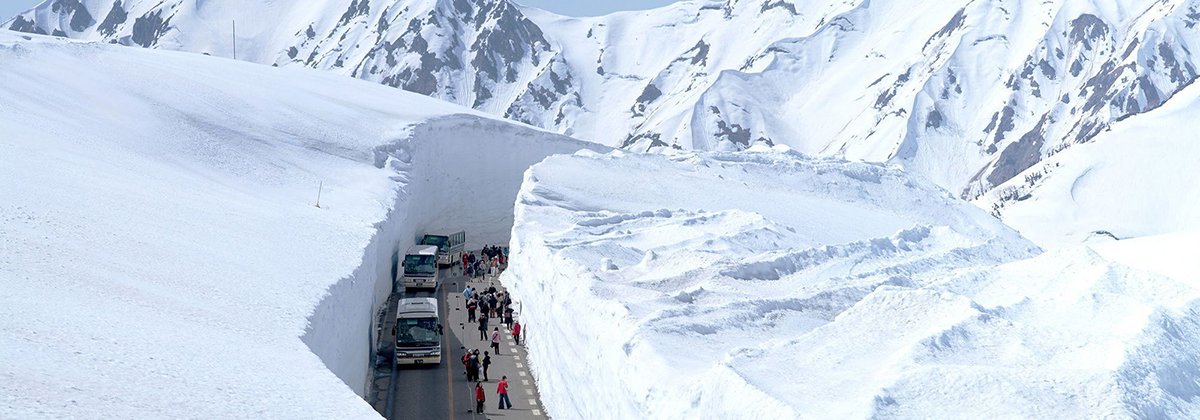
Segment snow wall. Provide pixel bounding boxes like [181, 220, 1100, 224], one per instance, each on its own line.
[301, 115, 608, 395]
[503, 148, 1040, 418]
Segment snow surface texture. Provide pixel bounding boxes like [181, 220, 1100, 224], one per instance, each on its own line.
[10, 0, 1200, 197]
[0, 32, 602, 417]
[505, 147, 1200, 419]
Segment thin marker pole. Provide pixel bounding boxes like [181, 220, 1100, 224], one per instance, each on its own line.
[315, 181, 323, 208]
[232, 20, 237, 60]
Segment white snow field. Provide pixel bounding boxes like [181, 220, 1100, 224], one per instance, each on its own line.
[504, 146, 1200, 419]
[0, 31, 601, 418]
[979, 80, 1200, 248]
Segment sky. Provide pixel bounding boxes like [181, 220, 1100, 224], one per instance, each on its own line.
[1, 0, 40, 22]
[0, 1, 684, 22]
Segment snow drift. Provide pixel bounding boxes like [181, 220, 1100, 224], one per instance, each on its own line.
[0, 31, 600, 418]
[504, 146, 1200, 419]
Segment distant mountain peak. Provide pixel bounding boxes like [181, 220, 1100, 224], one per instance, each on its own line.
[9, 0, 1200, 198]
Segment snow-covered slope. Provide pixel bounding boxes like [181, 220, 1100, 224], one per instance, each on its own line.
[978, 79, 1200, 247]
[0, 31, 601, 417]
[504, 146, 1200, 419]
[10, 0, 1200, 197]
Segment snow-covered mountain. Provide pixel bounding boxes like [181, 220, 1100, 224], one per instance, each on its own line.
[10, 0, 1200, 197]
[976, 78, 1200, 247]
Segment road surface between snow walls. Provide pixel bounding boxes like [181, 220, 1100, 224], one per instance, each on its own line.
[0, 31, 604, 418]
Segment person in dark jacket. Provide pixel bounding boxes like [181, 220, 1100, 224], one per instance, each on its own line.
[467, 298, 477, 322]
[475, 382, 486, 414]
[482, 351, 492, 381]
[478, 316, 488, 341]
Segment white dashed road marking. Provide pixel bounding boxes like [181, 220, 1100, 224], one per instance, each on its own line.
[518, 371, 527, 377]
[516, 362, 524, 368]
[522, 380, 530, 385]
[533, 409, 543, 416]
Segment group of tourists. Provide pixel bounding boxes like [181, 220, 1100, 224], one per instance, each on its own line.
[462, 245, 507, 279]
[460, 349, 492, 382]
[464, 285, 519, 341]
[461, 275, 523, 414]
[463, 285, 520, 355]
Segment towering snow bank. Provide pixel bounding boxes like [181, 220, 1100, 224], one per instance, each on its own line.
[0, 31, 598, 417]
[979, 80, 1200, 247]
[504, 146, 1040, 418]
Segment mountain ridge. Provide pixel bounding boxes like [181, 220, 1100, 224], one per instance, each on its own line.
[8, 0, 1200, 197]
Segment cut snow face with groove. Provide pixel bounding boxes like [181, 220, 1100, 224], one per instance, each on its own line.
[0, 32, 602, 418]
[503, 146, 1041, 419]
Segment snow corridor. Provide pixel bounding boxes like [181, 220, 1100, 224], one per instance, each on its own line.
[299, 115, 607, 395]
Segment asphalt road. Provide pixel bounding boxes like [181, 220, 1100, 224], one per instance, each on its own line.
[389, 274, 472, 420]
[385, 266, 546, 420]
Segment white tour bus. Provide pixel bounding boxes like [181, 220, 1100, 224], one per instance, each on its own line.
[419, 230, 466, 267]
[394, 297, 441, 365]
[399, 245, 439, 290]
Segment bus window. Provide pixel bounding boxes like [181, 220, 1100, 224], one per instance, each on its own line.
[403, 254, 437, 276]
[420, 235, 449, 248]
[396, 317, 439, 348]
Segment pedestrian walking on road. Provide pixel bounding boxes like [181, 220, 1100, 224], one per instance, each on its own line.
[488, 294, 498, 318]
[478, 316, 488, 341]
[497, 376, 512, 409]
[482, 351, 492, 381]
[463, 286, 473, 301]
[504, 307, 514, 329]
[491, 327, 501, 355]
[467, 298, 477, 322]
[512, 321, 522, 345]
[474, 382, 486, 414]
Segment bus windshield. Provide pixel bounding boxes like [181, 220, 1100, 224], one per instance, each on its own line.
[420, 235, 449, 249]
[396, 317, 439, 348]
[403, 254, 437, 276]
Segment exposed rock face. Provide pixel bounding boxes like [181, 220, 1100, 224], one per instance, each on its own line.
[9, 0, 1200, 197]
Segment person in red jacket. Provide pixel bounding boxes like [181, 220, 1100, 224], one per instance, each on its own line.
[497, 376, 512, 409]
[511, 321, 522, 345]
[474, 382, 486, 414]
